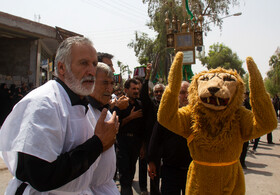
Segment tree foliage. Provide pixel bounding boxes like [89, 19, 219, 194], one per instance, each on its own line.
[117, 60, 132, 79]
[144, 0, 240, 33]
[243, 73, 249, 91]
[127, 32, 155, 65]
[264, 77, 279, 96]
[128, 0, 241, 81]
[200, 42, 245, 77]
[264, 52, 280, 96]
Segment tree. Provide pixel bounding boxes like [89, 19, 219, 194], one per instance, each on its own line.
[264, 52, 280, 96]
[128, 31, 173, 83]
[127, 31, 155, 65]
[117, 60, 132, 79]
[200, 42, 245, 77]
[269, 53, 280, 85]
[144, 0, 240, 34]
[243, 73, 249, 91]
[129, 0, 241, 82]
[264, 77, 279, 96]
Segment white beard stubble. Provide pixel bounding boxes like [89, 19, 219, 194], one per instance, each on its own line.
[64, 69, 95, 96]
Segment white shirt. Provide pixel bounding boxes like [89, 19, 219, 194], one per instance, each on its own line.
[0, 80, 119, 195]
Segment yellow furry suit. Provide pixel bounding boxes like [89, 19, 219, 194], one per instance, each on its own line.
[158, 52, 277, 195]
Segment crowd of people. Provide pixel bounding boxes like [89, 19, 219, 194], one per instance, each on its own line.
[0, 82, 34, 126]
[0, 36, 278, 195]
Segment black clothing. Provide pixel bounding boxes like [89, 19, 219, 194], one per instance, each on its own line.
[148, 122, 192, 195]
[16, 136, 103, 191]
[149, 160, 161, 195]
[116, 99, 144, 138]
[267, 132, 273, 143]
[273, 96, 279, 117]
[148, 122, 192, 169]
[87, 96, 110, 112]
[243, 96, 251, 110]
[0, 86, 10, 125]
[139, 157, 161, 194]
[161, 165, 188, 195]
[253, 133, 273, 152]
[240, 96, 251, 168]
[140, 79, 158, 143]
[139, 79, 161, 194]
[15, 79, 103, 191]
[253, 137, 260, 150]
[139, 157, 148, 192]
[240, 141, 249, 168]
[115, 98, 144, 194]
[117, 135, 142, 195]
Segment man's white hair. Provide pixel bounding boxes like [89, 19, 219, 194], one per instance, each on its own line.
[96, 62, 114, 79]
[153, 83, 165, 92]
[54, 36, 93, 76]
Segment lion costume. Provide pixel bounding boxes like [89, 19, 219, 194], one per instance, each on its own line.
[158, 52, 277, 195]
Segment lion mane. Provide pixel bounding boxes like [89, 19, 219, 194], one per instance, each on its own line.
[188, 68, 245, 152]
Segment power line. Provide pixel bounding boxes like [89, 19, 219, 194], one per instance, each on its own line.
[103, 0, 146, 18]
[85, 29, 156, 43]
[90, 34, 136, 40]
[80, 0, 146, 24]
[81, 26, 151, 34]
[110, 0, 147, 17]
[78, 0, 155, 42]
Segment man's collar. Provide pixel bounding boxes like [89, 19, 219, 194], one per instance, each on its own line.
[87, 96, 110, 112]
[55, 78, 89, 113]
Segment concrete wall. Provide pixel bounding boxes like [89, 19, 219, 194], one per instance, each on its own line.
[0, 38, 34, 86]
[29, 40, 38, 86]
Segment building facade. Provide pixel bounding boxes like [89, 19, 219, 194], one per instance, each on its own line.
[0, 11, 82, 87]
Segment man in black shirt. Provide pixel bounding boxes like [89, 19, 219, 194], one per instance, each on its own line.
[139, 64, 164, 195]
[240, 91, 251, 169]
[115, 78, 144, 195]
[148, 81, 192, 195]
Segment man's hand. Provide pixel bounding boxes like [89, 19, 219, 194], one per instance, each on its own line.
[94, 109, 119, 152]
[130, 106, 143, 119]
[145, 63, 152, 80]
[148, 162, 157, 180]
[115, 95, 129, 110]
[120, 106, 143, 127]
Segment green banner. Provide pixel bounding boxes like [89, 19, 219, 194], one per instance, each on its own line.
[183, 65, 194, 81]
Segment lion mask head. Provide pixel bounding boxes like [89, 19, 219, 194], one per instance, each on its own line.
[188, 68, 245, 113]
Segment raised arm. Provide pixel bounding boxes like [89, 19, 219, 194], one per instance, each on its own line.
[140, 63, 152, 105]
[240, 57, 277, 140]
[157, 52, 191, 139]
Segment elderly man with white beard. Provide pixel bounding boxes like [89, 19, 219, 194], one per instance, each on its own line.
[0, 36, 119, 195]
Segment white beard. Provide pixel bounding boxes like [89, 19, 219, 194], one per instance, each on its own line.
[64, 69, 95, 96]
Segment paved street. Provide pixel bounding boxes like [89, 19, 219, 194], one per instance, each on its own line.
[1, 123, 280, 194]
[243, 125, 280, 195]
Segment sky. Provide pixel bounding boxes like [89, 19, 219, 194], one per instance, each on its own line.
[1, 0, 280, 79]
